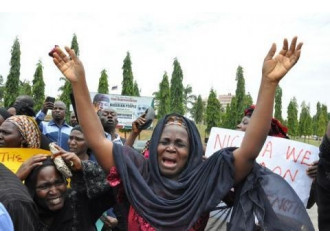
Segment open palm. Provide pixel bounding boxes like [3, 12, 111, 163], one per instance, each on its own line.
[53, 46, 85, 84]
[262, 37, 303, 84]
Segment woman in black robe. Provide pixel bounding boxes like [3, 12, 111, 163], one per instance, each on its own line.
[51, 36, 313, 230]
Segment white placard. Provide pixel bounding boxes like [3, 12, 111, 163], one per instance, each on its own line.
[206, 127, 318, 207]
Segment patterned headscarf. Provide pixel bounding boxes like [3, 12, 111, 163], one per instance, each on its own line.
[6, 115, 41, 148]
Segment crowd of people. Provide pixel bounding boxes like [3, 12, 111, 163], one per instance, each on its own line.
[0, 36, 329, 231]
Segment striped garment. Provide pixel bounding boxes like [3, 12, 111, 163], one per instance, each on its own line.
[39, 120, 72, 151]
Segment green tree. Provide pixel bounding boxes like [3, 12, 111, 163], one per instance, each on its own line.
[19, 79, 32, 96]
[287, 97, 299, 137]
[4, 37, 21, 107]
[133, 81, 140, 96]
[71, 33, 80, 57]
[221, 104, 232, 129]
[226, 96, 238, 129]
[154, 72, 171, 118]
[59, 34, 80, 119]
[243, 92, 253, 109]
[205, 88, 221, 134]
[234, 66, 246, 125]
[313, 102, 322, 136]
[121, 52, 134, 96]
[298, 102, 312, 141]
[183, 84, 197, 115]
[32, 61, 45, 111]
[170, 58, 184, 115]
[97, 69, 109, 94]
[191, 95, 204, 124]
[317, 104, 328, 137]
[274, 85, 283, 122]
[0, 75, 5, 103]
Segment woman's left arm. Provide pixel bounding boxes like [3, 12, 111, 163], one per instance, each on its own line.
[233, 37, 303, 183]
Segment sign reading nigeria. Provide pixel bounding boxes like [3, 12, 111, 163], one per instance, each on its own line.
[90, 92, 154, 129]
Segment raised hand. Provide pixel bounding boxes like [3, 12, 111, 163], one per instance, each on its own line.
[52, 46, 86, 84]
[262, 36, 303, 84]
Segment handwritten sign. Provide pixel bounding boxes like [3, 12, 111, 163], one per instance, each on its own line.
[205, 127, 318, 207]
[0, 148, 51, 173]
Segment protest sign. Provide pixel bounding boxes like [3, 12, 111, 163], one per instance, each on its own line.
[90, 92, 154, 129]
[205, 127, 318, 207]
[0, 148, 51, 173]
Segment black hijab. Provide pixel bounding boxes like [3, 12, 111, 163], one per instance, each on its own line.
[112, 113, 314, 231]
[112, 113, 235, 230]
[24, 158, 73, 230]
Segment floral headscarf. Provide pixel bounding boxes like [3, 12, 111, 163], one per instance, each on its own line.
[6, 115, 41, 148]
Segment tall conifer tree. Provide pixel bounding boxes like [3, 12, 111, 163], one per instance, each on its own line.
[275, 85, 283, 122]
[234, 66, 246, 125]
[4, 37, 21, 107]
[133, 81, 140, 96]
[32, 61, 45, 111]
[155, 72, 171, 118]
[121, 52, 134, 96]
[0, 75, 5, 103]
[205, 88, 221, 134]
[299, 102, 312, 138]
[97, 69, 109, 94]
[170, 58, 184, 115]
[191, 95, 204, 124]
[287, 97, 299, 137]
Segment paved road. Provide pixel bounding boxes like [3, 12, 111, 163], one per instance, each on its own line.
[307, 205, 318, 230]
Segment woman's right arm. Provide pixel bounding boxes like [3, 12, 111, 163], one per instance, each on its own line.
[52, 47, 114, 172]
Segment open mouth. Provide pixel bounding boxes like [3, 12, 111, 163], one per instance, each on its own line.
[162, 158, 177, 168]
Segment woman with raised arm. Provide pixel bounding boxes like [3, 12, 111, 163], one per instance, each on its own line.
[52, 37, 313, 230]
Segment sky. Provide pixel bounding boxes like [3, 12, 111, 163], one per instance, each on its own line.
[1, 0, 330, 119]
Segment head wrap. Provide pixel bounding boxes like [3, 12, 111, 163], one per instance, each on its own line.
[25, 158, 59, 199]
[6, 115, 41, 148]
[24, 157, 69, 221]
[112, 113, 235, 230]
[243, 105, 289, 139]
[244, 105, 256, 117]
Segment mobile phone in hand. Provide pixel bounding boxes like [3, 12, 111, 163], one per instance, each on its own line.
[45, 96, 55, 103]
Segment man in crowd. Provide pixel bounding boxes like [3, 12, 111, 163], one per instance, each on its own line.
[36, 100, 72, 151]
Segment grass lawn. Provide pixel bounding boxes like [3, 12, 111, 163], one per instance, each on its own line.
[292, 137, 321, 147]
